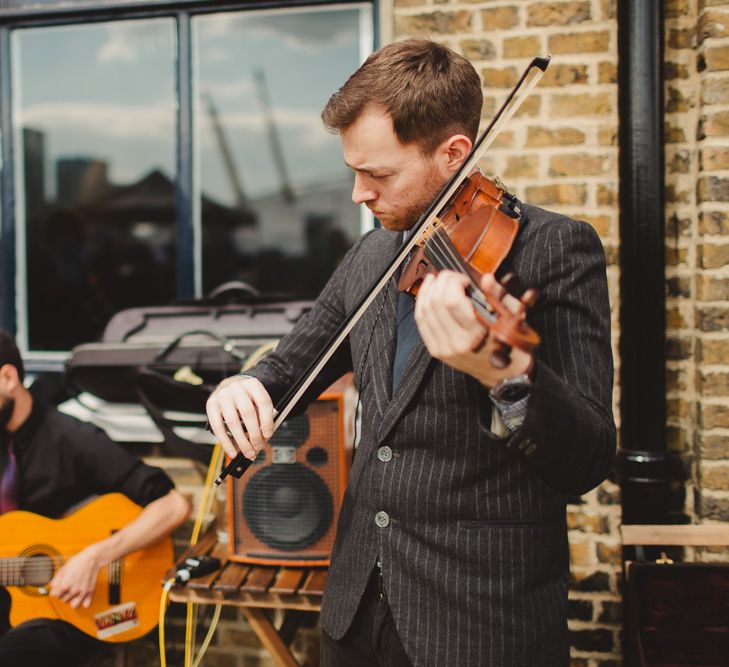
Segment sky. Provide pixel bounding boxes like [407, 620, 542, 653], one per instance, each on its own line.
[14, 5, 367, 203]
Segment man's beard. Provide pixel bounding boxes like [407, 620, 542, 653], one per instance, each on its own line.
[391, 168, 447, 232]
[0, 397, 15, 430]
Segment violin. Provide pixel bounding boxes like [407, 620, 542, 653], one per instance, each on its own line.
[215, 55, 551, 486]
[397, 168, 540, 366]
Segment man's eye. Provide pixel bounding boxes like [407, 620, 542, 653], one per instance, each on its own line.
[371, 173, 390, 181]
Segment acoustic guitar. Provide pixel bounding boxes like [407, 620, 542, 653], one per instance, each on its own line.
[0, 493, 173, 642]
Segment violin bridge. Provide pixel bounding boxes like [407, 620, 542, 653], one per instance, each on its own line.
[420, 216, 443, 244]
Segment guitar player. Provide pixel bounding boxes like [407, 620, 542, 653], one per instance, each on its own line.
[0, 331, 190, 666]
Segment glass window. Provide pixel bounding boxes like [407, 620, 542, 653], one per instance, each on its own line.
[194, 6, 369, 297]
[13, 18, 176, 351]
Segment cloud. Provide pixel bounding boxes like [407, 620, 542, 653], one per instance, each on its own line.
[198, 8, 357, 53]
[22, 101, 174, 140]
[202, 79, 254, 101]
[98, 20, 172, 64]
[22, 99, 331, 150]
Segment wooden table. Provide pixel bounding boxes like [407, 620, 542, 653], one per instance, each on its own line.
[165, 528, 327, 667]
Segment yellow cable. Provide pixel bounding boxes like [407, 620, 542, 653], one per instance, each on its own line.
[179, 341, 277, 667]
[159, 578, 175, 667]
[185, 443, 224, 667]
[192, 604, 222, 667]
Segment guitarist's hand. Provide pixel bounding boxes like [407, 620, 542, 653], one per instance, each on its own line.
[49, 544, 104, 609]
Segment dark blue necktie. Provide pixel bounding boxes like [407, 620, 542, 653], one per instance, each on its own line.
[391, 289, 421, 394]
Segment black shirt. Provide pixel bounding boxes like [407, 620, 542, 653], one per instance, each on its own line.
[0, 400, 174, 518]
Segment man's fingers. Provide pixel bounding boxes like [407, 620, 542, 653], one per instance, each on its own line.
[246, 380, 275, 439]
[220, 392, 257, 460]
[206, 377, 276, 460]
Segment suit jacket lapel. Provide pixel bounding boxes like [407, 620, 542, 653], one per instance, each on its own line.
[365, 277, 398, 421]
[377, 338, 433, 443]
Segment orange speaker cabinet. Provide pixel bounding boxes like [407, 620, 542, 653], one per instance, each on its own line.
[227, 373, 357, 566]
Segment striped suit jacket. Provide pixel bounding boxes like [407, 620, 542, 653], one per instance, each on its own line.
[245, 203, 616, 666]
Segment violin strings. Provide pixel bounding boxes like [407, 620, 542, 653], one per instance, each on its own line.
[422, 229, 497, 324]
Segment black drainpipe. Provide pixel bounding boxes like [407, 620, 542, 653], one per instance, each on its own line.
[617, 1, 681, 524]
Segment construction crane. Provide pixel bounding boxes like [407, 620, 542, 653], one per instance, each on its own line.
[253, 68, 295, 204]
[202, 91, 249, 211]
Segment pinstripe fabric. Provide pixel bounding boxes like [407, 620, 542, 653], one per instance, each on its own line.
[244, 204, 615, 666]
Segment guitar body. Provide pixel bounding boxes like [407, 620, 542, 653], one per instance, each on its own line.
[0, 493, 173, 643]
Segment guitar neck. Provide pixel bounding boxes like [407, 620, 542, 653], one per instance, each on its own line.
[0, 557, 35, 587]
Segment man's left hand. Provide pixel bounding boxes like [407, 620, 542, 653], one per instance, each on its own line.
[49, 544, 105, 609]
[414, 270, 533, 388]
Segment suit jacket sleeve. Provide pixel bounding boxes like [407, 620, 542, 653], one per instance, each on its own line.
[241, 231, 376, 410]
[505, 214, 616, 496]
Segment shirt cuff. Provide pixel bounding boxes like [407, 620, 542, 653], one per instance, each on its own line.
[489, 393, 530, 433]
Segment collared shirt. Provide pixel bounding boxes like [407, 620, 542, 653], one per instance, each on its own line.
[0, 400, 173, 518]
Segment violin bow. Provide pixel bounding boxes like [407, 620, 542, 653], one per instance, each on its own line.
[216, 55, 551, 485]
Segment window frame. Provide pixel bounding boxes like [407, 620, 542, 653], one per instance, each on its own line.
[0, 0, 376, 369]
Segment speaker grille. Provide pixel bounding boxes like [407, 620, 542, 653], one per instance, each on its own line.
[243, 464, 333, 551]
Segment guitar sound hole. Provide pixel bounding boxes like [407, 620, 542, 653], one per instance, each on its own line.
[23, 554, 55, 587]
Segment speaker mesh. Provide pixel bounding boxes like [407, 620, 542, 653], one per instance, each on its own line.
[268, 413, 310, 448]
[242, 464, 333, 551]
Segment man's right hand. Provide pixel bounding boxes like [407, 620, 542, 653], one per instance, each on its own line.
[206, 376, 275, 460]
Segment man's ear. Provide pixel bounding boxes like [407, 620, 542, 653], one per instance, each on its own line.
[0, 364, 20, 392]
[437, 134, 473, 175]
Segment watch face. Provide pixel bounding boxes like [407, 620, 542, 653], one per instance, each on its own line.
[499, 383, 530, 402]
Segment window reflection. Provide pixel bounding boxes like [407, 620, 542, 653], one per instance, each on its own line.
[14, 19, 176, 350]
[194, 7, 363, 298]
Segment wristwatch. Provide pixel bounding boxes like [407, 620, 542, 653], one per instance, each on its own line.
[489, 373, 532, 403]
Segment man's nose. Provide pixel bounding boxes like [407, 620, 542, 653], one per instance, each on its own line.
[351, 174, 376, 205]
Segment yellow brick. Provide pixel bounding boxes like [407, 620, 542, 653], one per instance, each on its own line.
[527, 1, 591, 26]
[548, 30, 610, 54]
[598, 61, 617, 84]
[700, 243, 729, 269]
[704, 45, 729, 71]
[503, 35, 542, 59]
[702, 110, 729, 138]
[702, 75, 729, 104]
[569, 540, 592, 566]
[578, 214, 612, 237]
[480, 5, 519, 29]
[596, 184, 617, 206]
[460, 39, 497, 61]
[503, 155, 539, 179]
[525, 183, 587, 206]
[701, 464, 729, 491]
[702, 147, 729, 171]
[598, 126, 617, 146]
[481, 67, 519, 88]
[699, 11, 729, 41]
[549, 153, 610, 177]
[552, 92, 612, 116]
[395, 11, 473, 35]
[527, 126, 585, 147]
[540, 63, 588, 86]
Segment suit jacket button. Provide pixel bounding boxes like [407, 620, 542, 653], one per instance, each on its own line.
[378, 446, 393, 462]
[375, 511, 390, 528]
[525, 443, 537, 455]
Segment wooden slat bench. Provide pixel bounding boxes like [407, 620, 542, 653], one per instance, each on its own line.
[165, 529, 326, 667]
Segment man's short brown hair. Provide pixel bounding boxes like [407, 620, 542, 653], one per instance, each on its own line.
[321, 38, 482, 155]
[0, 331, 24, 381]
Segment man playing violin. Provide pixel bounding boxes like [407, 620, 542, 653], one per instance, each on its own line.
[207, 38, 615, 667]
